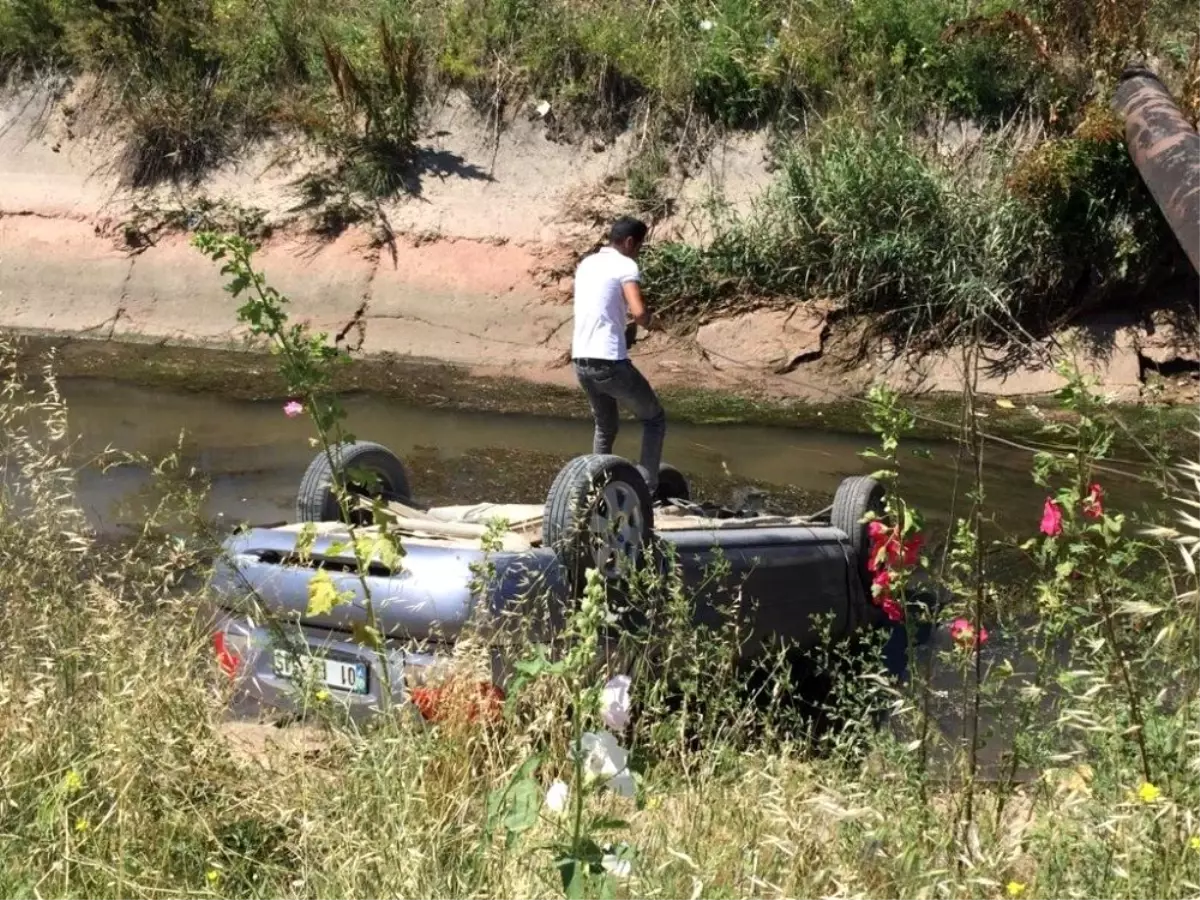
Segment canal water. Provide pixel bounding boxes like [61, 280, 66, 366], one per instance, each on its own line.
[58, 377, 1071, 537]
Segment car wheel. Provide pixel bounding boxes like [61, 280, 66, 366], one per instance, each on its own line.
[655, 462, 691, 503]
[297, 441, 413, 525]
[543, 454, 654, 587]
[831, 475, 887, 590]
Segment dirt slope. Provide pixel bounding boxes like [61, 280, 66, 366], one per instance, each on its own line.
[2, 78, 1196, 405]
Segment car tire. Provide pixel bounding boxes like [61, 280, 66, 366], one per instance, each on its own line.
[297, 441, 413, 524]
[655, 462, 691, 503]
[543, 454, 655, 587]
[831, 475, 887, 590]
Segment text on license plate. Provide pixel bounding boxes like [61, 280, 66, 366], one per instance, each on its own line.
[272, 650, 369, 695]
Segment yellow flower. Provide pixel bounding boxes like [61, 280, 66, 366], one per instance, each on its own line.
[1137, 781, 1161, 803]
[1006, 882, 1026, 898]
[315, 689, 330, 702]
[63, 770, 83, 794]
[1189, 835, 1200, 852]
[206, 869, 221, 885]
[74, 818, 89, 833]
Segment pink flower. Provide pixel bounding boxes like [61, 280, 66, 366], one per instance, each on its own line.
[870, 567, 899, 619]
[1040, 498, 1063, 537]
[1082, 482, 1104, 519]
[283, 400, 304, 418]
[880, 596, 904, 623]
[872, 567, 892, 594]
[949, 617, 989, 649]
[867, 520, 923, 571]
[901, 532, 924, 566]
[867, 520, 891, 568]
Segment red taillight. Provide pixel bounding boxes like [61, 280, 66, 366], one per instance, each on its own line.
[411, 680, 504, 724]
[213, 632, 240, 677]
[409, 685, 440, 720]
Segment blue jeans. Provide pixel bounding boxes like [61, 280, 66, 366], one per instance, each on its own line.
[573, 358, 666, 493]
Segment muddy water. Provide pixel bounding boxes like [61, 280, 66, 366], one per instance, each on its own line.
[61, 378, 1072, 536]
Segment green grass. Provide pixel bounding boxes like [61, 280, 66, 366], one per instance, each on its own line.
[1, 0, 1193, 181]
[642, 106, 1192, 343]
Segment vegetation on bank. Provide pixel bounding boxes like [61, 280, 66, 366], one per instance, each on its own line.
[0, 233, 1198, 896]
[2, 0, 1198, 343]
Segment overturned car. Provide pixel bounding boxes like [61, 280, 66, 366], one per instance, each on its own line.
[209, 441, 941, 719]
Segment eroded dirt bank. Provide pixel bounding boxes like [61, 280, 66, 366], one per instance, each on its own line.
[2, 80, 1197, 408]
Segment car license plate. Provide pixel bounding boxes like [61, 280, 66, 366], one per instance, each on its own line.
[272, 650, 369, 695]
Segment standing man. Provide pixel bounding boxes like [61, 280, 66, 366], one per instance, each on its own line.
[570, 216, 666, 496]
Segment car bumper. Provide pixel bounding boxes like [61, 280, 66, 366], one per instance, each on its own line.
[210, 608, 501, 723]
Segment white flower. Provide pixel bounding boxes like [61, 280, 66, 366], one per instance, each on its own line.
[578, 731, 636, 797]
[601, 851, 633, 879]
[545, 779, 569, 815]
[600, 674, 632, 731]
[607, 770, 636, 797]
[534, 99, 551, 117]
[579, 730, 625, 778]
[699, 19, 715, 31]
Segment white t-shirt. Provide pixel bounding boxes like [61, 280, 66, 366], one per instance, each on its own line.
[571, 247, 640, 361]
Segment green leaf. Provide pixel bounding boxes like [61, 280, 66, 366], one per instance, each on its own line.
[374, 532, 404, 571]
[557, 857, 585, 899]
[514, 650, 565, 678]
[502, 778, 541, 833]
[502, 674, 530, 716]
[295, 522, 318, 562]
[306, 571, 342, 617]
[486, 754, 543, 839]
[351, 622, 383, 651]
[1055, 560, 1075, 579]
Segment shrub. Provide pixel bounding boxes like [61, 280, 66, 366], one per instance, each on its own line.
[50, 0, 268, 185]
[0, 0, 66, 74]
[931, 11, 1067, 123]
[316, 18, 427, 197]
[646, 118, 1049, 344]
[1007, 102, 1191, 317]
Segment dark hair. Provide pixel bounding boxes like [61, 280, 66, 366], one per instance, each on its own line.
[609, 216, 648, 245]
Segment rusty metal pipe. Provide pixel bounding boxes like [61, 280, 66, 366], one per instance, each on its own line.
[1112, 65, 1200, 273]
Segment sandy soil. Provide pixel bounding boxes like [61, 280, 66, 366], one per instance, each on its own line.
[2, 79, 1197, 406]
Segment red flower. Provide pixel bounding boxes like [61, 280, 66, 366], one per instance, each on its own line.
[1040, 498, 1063, 537]
[949, 617, 989, 649]
[872, 567, 892, 593]
[864, 518, 921, 624]
[1082, 482, 1104, 519]
[902, 532, 924, 566]
[867, 520, 923, 571]
[881, 596, 904, 623]
[867, 520, 895, 569]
